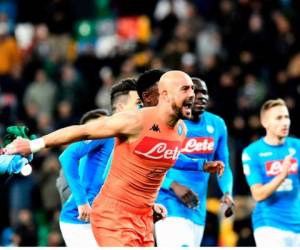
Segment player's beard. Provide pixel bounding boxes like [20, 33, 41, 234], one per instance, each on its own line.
[172, 100, 193, 120]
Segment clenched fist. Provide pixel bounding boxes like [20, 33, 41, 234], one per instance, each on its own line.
[203, 160, 224, 176]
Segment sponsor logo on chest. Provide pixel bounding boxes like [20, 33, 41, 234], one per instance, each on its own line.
[265, 158, 298, 176]
[181, 137, 214, 154]
[134, 137, 181, 164]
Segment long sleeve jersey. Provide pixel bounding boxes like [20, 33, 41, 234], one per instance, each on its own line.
[59, 138, 114, 224]
[157, 111, 233, 225]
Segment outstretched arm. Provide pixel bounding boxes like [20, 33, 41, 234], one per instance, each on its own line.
[6, 111, 142, 156]
[45, 111, 141, 147]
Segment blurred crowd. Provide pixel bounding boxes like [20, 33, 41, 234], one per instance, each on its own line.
[0, 0, 300, 246]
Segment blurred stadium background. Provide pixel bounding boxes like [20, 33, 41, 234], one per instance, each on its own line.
[0, 0, 300, 246]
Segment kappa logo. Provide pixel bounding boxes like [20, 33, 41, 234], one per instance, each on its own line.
[150, 124, 161, 132]
[259, 152, 273, 157]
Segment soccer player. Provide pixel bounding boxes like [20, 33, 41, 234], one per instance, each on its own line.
[59, 79, 144, 246]
[154, 77, 234, 246]
[136, 69, 200, 208]
[6, 71, 224, 246]
[242, 98, 300, 247]
[59, 108, 113, 246]
[136, 69, 163, 107]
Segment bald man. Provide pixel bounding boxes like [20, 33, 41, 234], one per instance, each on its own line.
[6, 71, 224, 246]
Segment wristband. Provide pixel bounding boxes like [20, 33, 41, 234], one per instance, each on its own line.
[29, 138, 45, 153]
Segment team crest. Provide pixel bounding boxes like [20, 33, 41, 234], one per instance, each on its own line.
[206, 125, 214, 133]
[288, 148, 296, 156]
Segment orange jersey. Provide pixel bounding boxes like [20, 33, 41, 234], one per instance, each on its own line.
[95, 107, 186, 208]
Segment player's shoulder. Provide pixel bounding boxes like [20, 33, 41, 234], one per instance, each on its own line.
[286, 136, 300, 145]
[243, 138, 264, 155]
[140, 106, 156, 115]
[204, 111, 227, 128]
[113, 109, 143, 124]
[139, 106, 164, 123]
[204, 111, 225, 122]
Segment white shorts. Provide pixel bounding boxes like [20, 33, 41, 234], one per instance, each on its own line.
[254, 226, 300, 247]
[59, 221, 98, 247]
[155, 216, 204, 247]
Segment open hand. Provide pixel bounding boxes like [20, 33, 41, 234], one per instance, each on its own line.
[5, 138, 32, 156]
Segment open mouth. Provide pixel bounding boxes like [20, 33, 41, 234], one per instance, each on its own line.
[183, 101, 193, 112]
[183, 101, 193, 109]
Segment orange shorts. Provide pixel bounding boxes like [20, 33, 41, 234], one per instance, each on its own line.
[91, 194, 154, 247]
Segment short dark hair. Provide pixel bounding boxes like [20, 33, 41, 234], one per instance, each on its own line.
[110, 78, 137, 112]
[191, 77, 207, 91]
[136, 69, 166, 100]
[80, 108, 109, 124]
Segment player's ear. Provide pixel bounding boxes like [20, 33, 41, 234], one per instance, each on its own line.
[142, 92, 150, 102]
[160, 90, 169, 102]
[260, 113, 268, 129]
[116, 103, 124, 113]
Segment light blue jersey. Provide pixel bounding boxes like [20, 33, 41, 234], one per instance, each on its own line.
[157, 111, 233, 225]
[59, 138, 114, 224]
[242, 137, 300, 233]
[0, 154, 31, 174]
